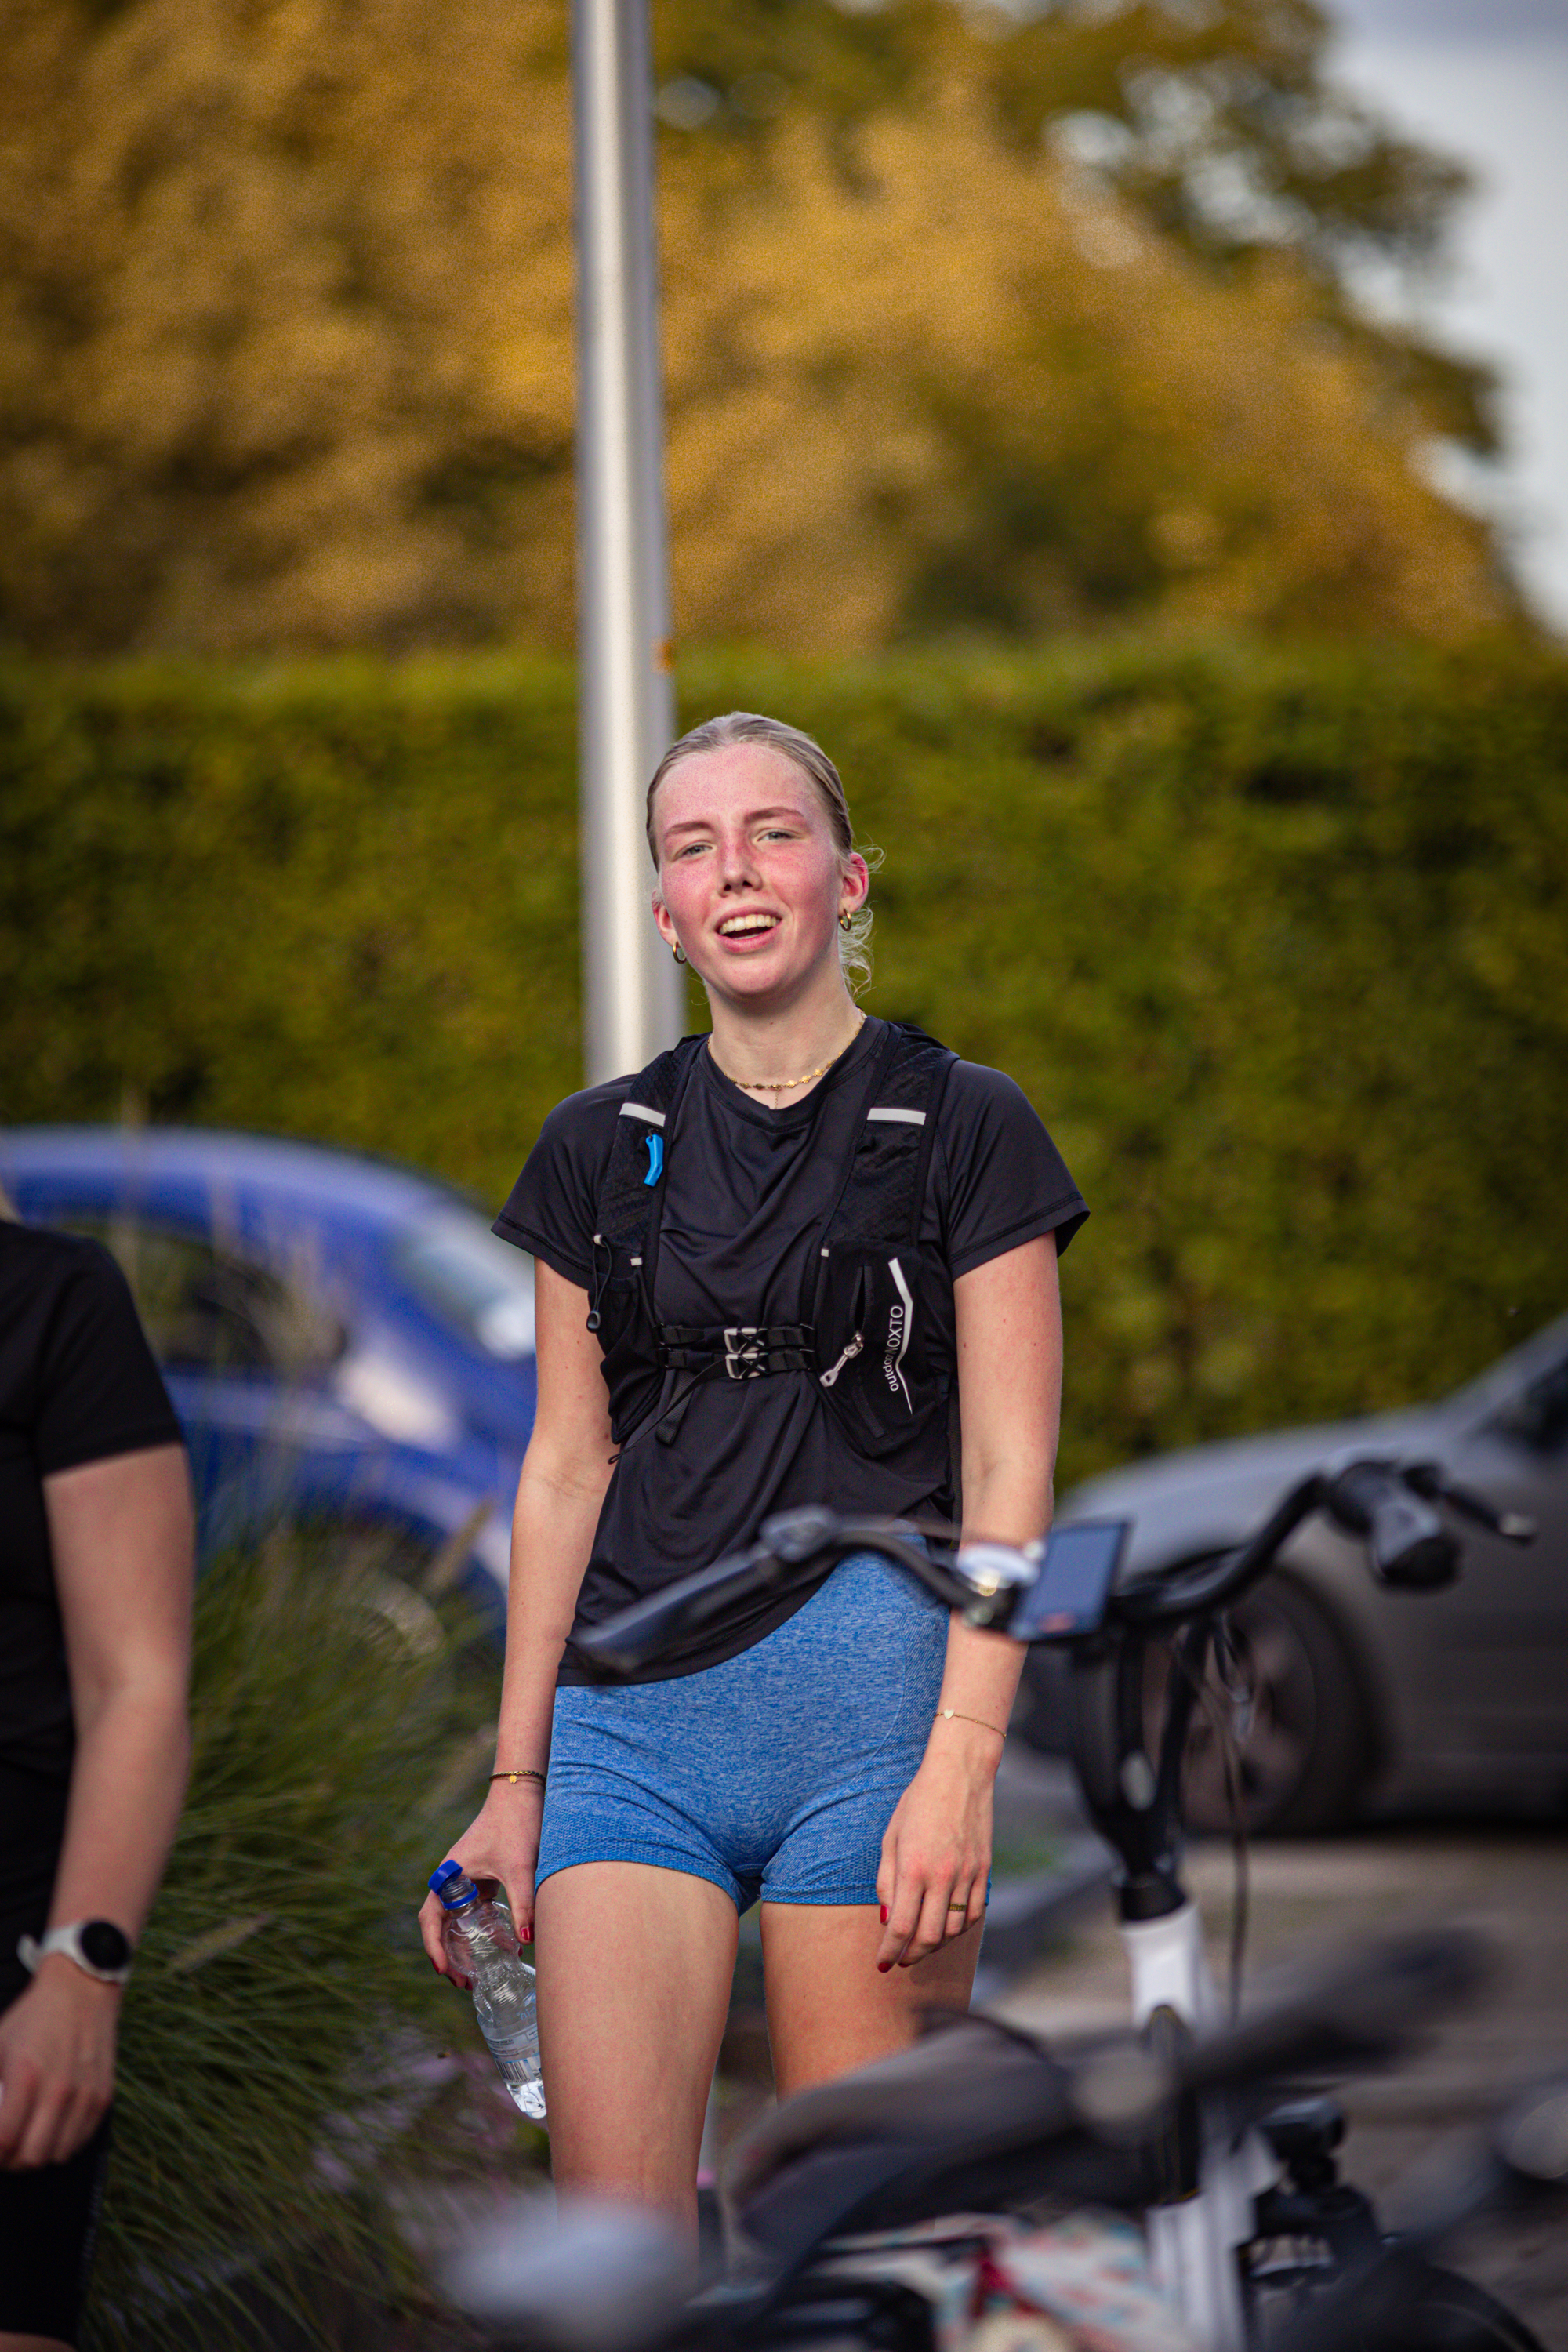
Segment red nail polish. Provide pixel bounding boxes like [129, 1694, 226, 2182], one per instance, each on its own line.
[880, 1906, 888, 1924]
[877, 1960, 892, 1973]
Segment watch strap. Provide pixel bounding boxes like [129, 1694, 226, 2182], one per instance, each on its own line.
[17, 1920, 133, 1986]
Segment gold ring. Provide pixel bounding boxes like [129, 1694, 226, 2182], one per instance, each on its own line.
[946, 1903, 968, 1913]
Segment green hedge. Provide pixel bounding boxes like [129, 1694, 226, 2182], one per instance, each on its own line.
[3, 639, 1565, 1481]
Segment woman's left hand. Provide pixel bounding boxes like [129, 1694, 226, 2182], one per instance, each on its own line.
[0, 1959, 119, 2169]
[875, 1724, 996, 1970]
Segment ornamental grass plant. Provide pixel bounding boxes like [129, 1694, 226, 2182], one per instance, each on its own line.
[84, 1520, 539, 2351]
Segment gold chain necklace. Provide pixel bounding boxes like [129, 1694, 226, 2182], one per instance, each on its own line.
[711, 1012, 866, 1094]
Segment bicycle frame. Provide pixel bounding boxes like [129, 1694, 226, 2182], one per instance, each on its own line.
[1071, 1619, 1276, 2349]
[572, 1465, 1532, 2352]
[1061, 1464, 1433, 2343]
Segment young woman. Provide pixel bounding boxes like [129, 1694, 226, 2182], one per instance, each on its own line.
[419, 713, 1085, 2222]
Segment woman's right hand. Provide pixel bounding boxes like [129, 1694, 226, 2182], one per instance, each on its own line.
[418, 1780, 546, 1980]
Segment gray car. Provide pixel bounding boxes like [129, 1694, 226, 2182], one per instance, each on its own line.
[1016, 1311, 1568, 1832]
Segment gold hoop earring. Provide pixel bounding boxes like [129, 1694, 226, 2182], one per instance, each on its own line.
[839, 910, 854, 933]
[672, 942, 687, 965]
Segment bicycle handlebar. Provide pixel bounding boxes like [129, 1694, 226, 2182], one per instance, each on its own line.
[573, 1511, 995, 1677]
[573, 1461, 1534, 1679]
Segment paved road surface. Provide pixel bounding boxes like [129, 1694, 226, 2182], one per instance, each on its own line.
[995, 1813, 1568, 2342]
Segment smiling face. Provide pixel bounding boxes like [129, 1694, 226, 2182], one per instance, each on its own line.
[650, 743, 869, 1007]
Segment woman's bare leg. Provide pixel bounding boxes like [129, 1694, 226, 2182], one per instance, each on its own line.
[535, 1862, 739, 2222]
[759, 1903, 981, 2100]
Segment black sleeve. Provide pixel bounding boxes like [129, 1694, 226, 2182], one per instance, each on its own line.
[492, 1083, 626, 1290]
[34, 1241, 183, 1477]
[935, 1062, 1088, 1279]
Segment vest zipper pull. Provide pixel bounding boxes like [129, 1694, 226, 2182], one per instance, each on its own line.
[819, 1333, 864, 1388]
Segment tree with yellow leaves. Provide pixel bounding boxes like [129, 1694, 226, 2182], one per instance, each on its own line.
[0, 0, 1519, 654]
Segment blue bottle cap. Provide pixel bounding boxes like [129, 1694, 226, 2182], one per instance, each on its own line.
[429, 1859, 478, 1908]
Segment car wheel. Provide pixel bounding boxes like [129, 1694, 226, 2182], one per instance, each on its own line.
[1148, 1572, 1375, 1837]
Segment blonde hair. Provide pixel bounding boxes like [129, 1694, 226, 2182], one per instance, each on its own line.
[645, 712, 879, 994]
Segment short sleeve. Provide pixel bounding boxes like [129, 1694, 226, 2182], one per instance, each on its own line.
[34, 1242, 183, 1477]
[934, 1063, 1088, 1279]
[493, 1083, 625, 1290]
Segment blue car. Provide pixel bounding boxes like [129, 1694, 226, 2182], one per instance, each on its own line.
[0, 1126, 537, 1627]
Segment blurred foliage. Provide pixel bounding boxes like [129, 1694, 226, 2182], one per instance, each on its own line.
[86, 1523, 521, 2350]
[0, 0, 1519, 657]
[3, 640, 1565, 1483]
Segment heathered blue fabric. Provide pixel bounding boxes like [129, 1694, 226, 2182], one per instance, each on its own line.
[535, 1552, 948, 1911]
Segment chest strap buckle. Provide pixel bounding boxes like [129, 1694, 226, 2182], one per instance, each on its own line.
[723, 1325, 814, 1378]
[653, 1323, 817, 1380]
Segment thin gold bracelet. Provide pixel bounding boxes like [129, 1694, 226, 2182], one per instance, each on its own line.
[490, 1769, 546, 1786]
[935, 1708, 1007, 1739]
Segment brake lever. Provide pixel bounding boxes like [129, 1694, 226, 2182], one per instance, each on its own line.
[756, 1504, 844, 1564]
[1327, 1461, 1459, 1591]
[1401, 1462, 1536, 1544]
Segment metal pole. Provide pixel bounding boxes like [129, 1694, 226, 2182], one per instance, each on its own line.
[573, 0, 684, 1083]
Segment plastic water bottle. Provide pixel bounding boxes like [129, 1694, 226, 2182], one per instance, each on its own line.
[429, 1860, 546, 2122]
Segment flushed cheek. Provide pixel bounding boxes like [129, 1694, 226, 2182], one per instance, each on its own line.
[658, 869, 708, 928]
[754, 862, 837, 935]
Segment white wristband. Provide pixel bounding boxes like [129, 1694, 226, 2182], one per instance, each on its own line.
[17, 1920, 133, 1986]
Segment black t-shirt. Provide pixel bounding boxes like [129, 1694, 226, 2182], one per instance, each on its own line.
[0, 1224, 184, 1784]
[495, 1020, 1087, 1681]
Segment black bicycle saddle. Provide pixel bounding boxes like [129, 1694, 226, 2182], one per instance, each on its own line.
[728, 2012, 1148, 2272]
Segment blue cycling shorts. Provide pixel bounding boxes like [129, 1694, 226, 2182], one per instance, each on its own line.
[535, 1551, 949, 1912]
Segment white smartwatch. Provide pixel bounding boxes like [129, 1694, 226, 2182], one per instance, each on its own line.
[17, 1919, 134, 1987]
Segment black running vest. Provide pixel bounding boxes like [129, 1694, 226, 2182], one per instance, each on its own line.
[586, 1024, 960, 1496]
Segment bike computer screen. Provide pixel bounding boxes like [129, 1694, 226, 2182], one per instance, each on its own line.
[1009, 1519, 1129, 1642]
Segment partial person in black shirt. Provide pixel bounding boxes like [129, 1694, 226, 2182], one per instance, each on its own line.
[419, 713, 1086, 2226]
[0, 1202, 194, 2350]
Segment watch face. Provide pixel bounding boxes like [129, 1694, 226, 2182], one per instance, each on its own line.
[79, 1920, 132, 1973]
